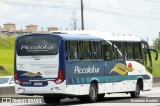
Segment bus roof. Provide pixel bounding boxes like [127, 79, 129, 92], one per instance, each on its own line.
[52, 30, 142, 42]
[58, 34, 103, 41]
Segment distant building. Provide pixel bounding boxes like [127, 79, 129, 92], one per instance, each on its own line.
[0, 22, 16, 36]
[0, 22, 59, 36]
[47, 27, 59, 32]
[3, 22, 16, 31]
[26, 24, 38, 33]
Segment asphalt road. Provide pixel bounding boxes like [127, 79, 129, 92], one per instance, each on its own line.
[1, 87, 160, 106]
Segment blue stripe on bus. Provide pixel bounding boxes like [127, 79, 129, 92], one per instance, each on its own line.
[66, 75, 150, 85]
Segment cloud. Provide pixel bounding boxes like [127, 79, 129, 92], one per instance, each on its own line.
[14, 13, 35, 20]
[0, 2, 11, 14]
[86, 0, 118, 7]
[0, 0, 159, 45]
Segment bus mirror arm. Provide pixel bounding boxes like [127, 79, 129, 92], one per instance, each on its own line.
[148, 48, 158, 60]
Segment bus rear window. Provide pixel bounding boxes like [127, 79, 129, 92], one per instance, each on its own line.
[17, 35, 59, 56]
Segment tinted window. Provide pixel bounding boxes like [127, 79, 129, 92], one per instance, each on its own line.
[65, 41, 79, 60]
[134, 42, 142, 59]
[124, 42, 133, 59]
[69, 41, 78, 60]
[65, 41, 69, 60]
[102, 41, 112, 60]
[65, 40, 102, 61]
[83, 41, 92, 60]
[114, 42, 123, 60]
[17, 35, 59, 56]
[79, 41, 84, 60]
[92, 41, 102, 60]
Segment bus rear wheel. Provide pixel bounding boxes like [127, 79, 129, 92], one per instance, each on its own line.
[88, 83, 98, 103]
[43, 96, 61, 104]
[130, 82, 141, 98]
[79, 83, 98, 103]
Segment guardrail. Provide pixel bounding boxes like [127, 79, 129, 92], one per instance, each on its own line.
[0, 86, 15, 96]
[0, 77, 159, 96]
[153, 76, 160, 87]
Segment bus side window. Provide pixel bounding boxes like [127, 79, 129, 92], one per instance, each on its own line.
[92, 41, 102, 60]
[79, 41, 83, 60]
[102, 41, 112, 61]
[68, 41, 79, 60]
[134, 42, 142, 59]
[65, 41, 69, 60]
[123, 43, 128, 59]
[65, 41, 72, 60]
[124, 42, 133, 59]
[114, 42, 123, 60]
[83, 41, 92, 60]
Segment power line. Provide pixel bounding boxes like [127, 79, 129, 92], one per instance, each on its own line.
[85, 7, 160, 21]
[141, 0, 160, 3]
[84, 0, 160, 15]
[0, 0, 80, 9]
[1, 0, 160, 21]
[32, 0, 79, 3]
[88, 4, 160, 15]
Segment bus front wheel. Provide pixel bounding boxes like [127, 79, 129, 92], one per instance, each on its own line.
[130, 82, 141, 98]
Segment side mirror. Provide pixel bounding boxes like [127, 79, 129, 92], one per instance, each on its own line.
[149, 48, 158, 60]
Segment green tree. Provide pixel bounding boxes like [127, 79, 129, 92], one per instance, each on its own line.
[154, 37, 160, 49]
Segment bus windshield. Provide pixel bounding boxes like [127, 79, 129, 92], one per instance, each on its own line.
[17, 35, 59, 56]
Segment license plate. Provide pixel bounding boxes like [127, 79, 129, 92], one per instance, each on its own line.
[34, 82, 42, 86]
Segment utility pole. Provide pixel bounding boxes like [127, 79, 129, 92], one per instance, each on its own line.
[81, 0, 84, 30]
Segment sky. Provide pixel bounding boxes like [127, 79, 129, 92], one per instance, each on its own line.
[0, 0, 160, 45]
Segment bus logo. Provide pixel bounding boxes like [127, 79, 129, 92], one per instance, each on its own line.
[110, 63, 134, 75]
[21, 45, 55, 50]
[74, 65, 100, 74]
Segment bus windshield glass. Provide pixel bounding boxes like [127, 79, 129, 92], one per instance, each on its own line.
[17, 35, 59, 56]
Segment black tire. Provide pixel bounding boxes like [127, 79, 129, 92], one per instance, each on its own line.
[88, 83, 98, 103]
[43, 96, 61, 104]
[130, 82, 141, 98]
[98, 94, 105, 99]
[79, 83, 98, 103]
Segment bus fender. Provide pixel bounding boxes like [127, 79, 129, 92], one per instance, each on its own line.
[136, 76, 144, 91]
[90, 78, 99, 83]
